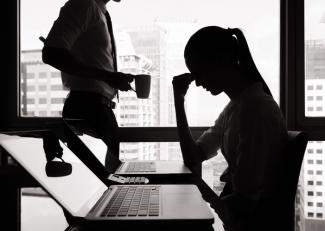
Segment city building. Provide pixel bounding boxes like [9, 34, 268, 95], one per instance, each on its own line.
[296, 39, 325, 231]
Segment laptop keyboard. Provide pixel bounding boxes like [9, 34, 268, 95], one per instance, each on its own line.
[101, 186, 160, 217]
[125, 162, 156, 173]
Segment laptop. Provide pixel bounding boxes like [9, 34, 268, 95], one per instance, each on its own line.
[0, 133, 214, 227]
[62, 119, 192, 176]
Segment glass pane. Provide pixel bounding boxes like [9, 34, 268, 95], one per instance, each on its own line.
[296, 141, 325, 231]
[20, 0, 279, 126]
[305, 0, 325, 117]
[79, 133, 184, 162]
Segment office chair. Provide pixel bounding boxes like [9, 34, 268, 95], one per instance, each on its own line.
[251, 130, 308, 231]
[284, 130, 308, 230]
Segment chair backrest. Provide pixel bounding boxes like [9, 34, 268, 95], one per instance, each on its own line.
[285, 131, 308, 201]
[280, 131, 308, 231]
[257, 131, 308, 231]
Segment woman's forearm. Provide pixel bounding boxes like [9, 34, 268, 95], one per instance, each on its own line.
[174, 94, 204, 169]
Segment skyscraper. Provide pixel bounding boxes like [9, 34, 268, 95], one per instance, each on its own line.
[296, 39, 325, 231]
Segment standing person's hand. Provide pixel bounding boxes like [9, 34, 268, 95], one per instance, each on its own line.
[172, 73, 193, 102]
[108, 73, 134, 91]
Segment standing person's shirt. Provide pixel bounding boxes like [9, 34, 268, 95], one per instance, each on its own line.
[196, 82, 288, 200]
[45, 0, 117, 100]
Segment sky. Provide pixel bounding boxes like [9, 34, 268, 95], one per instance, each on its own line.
[21, 0, 280, 50]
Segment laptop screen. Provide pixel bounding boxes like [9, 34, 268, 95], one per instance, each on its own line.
[0, 134, 107, 217]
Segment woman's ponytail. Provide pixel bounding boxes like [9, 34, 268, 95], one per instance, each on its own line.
[229, 28, 272, 96]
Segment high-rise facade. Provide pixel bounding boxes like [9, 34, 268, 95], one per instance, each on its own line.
[296, 39, 325, 231]
[21, 50, 67, 117]
[123, 21, 199, 161]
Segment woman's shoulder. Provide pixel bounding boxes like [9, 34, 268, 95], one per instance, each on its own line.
[240, 94, 283, 121]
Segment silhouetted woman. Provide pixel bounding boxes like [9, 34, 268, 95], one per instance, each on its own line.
[173, 26, 288, 231]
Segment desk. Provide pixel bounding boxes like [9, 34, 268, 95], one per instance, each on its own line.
[0, 165, 224, 231]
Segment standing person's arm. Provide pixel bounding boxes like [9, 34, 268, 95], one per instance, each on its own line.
[172, 73, 206, 173]
[42, 46, 133, 91]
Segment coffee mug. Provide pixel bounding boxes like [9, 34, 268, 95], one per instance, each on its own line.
[134, 74, 151, 99]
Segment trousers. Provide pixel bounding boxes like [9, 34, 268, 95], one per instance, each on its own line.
[62, 91, 120, 171]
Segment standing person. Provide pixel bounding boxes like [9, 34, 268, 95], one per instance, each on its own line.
[42, 0, 142, 171]
[172, 26, 288, 230]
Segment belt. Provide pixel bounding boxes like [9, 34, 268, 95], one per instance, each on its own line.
[67, 91, 116, 109]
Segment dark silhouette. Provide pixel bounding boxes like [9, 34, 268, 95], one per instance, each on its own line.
[42, 131, 72, 177]
[173, 26, 288, 230]
[41, 0, 145, 172]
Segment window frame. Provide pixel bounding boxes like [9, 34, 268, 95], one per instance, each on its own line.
[282, 0, 325, 140]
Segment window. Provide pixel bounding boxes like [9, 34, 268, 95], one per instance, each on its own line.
[38, 98, 47, 104]
[308, 191, 314, 196]
[50, 98, 64, 104]
[316, 213, 323, 218]
[307, 107, 314, 112]
[39, 72, 47, 79]
[26, 73, 35, 79]
[308, 180, 314, 185]
[300, 0, 325, 124]
[307, 202, 313, 206]
[20, 0, 280, 128]
[50, 85, 62, 91]
[307, 85, 314, 90]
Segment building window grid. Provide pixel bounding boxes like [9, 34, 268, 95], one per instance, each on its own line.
[307, 170, 314, 175]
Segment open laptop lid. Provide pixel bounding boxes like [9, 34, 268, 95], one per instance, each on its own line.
[0, 133, 107, 218]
